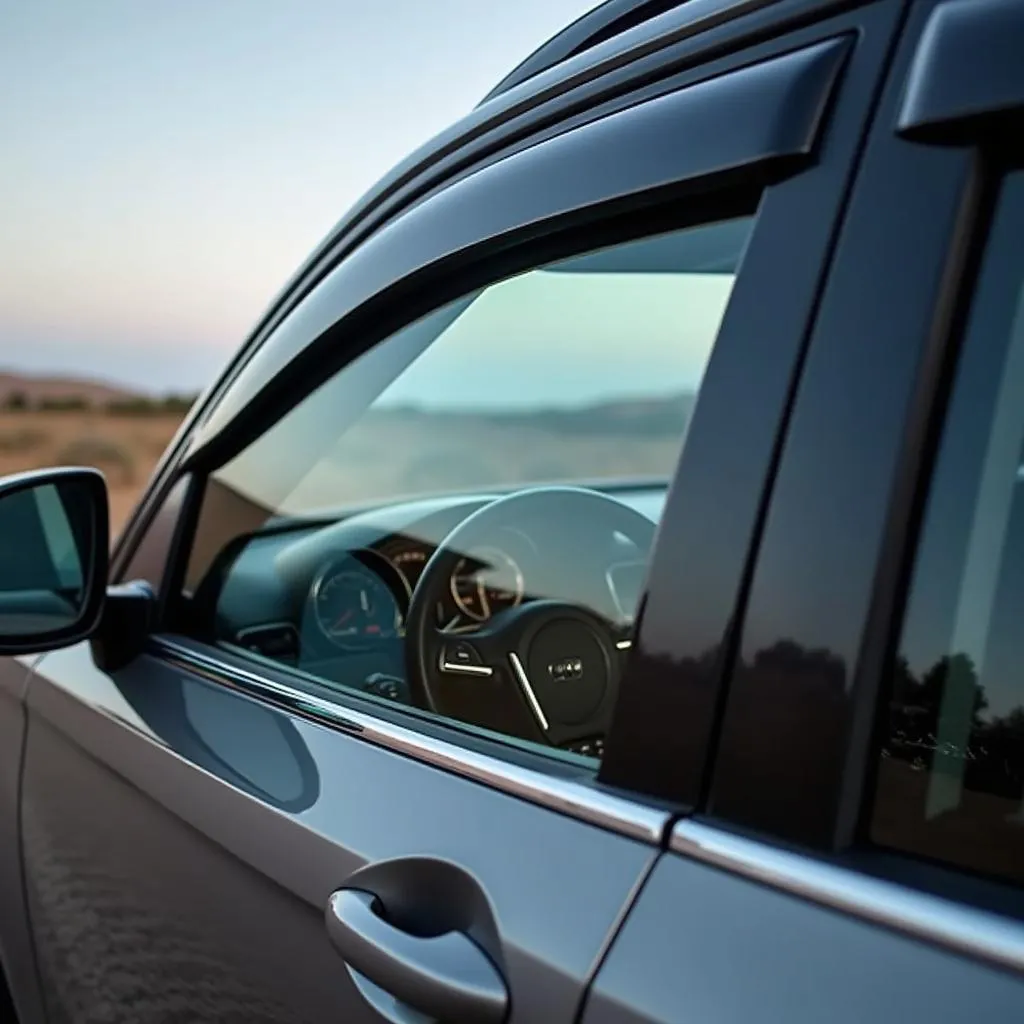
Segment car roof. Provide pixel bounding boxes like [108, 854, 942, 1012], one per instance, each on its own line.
[478, 0, 691, 105]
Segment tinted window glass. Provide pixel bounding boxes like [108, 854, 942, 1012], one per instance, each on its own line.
[183, 212, 758, 764]
[208, 217, 752, 524]
[873, 173, 1024, 883]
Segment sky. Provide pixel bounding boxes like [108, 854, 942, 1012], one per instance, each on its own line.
[0, 0, 601, 394]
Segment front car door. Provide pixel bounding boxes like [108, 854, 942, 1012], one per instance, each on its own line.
[12, 1, 907, 1022]
[585, 1, 1024, 1020]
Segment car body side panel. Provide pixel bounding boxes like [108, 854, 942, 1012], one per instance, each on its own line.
[581, 847, 1024, 1024]
[21, 643, 657, 1024]
[0, 655, 45, 1024]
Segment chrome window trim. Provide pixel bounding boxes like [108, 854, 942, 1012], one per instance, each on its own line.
[673, 819, 1024, 976]
[153, 635, 668, 844]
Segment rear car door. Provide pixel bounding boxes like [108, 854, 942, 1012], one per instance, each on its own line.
[584, 1, 1024, 1020]
[17, 3, 902, 1022]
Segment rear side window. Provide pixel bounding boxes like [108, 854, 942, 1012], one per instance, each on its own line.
[872, 171, 1024, 883]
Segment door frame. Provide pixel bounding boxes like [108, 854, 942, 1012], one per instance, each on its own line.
[99, 12, 904, 820]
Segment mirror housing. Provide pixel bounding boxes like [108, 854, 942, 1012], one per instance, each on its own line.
[0, 467, 109, 656]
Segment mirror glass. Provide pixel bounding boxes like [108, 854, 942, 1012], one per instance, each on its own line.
[0, 476, 98, 638]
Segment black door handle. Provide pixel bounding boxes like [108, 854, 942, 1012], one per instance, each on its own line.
[326, 888, 508, 1024]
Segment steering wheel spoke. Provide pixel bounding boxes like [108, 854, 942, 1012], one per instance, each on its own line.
[435, 630, 498, 679]
[507, 650, 551, 734]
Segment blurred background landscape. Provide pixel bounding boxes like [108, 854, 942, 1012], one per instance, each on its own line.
[0, 372, 192, 530]
[0, 371, 696, 533]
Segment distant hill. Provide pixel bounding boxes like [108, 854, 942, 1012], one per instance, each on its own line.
[269, 391, 700, 507]
[0, 371, 141, 407]
[473, 392, 698, 437]
[380, 392, 699, 437]
[0, 370, 695, 434]
[0, 379, 699, 531]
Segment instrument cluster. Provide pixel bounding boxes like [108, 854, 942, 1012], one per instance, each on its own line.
[308, 530, 535, 650]
[308, 528, 645, 651]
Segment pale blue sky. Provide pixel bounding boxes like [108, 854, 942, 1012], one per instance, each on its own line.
[0, 0, 600, 393]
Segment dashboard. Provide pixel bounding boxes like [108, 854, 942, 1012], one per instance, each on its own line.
[202, 485, 665, 701]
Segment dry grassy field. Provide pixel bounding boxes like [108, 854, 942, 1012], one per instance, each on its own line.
[0, 410, 184, 536]
[0, 390, 695, 538]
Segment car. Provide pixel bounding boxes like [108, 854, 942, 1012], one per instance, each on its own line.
[2, 0, 1024, 1020]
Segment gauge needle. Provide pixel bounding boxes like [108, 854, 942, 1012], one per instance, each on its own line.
[334, 609, 353, 628]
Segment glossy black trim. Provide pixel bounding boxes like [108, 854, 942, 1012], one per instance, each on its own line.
[89, 580, 156, 672]
[708, 0, 986, 847]
[598, 0, 905, 804]
[897, 0, 1024, 144]
[189, 37, 851, 461]
[480, 0, 777, 104]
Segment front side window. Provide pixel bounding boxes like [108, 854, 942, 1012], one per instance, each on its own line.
[872, 172, 1024, 883]
[181, 211, 758, 763]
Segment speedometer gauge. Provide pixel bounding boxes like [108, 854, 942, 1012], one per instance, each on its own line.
[313, 566, 400, 647]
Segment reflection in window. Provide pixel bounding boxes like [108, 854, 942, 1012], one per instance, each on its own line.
[873, 172, 1024, 884]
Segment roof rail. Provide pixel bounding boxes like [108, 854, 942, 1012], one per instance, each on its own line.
[478, 0, 687, 106]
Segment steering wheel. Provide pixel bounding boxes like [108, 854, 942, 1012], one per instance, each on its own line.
[404, 486, 656, 750]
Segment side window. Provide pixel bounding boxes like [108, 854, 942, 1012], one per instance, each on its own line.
[873, 171, 1024, 882]
[181, 210, 759, 762]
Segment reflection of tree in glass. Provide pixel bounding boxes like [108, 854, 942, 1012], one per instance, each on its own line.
[885, 652, 1024, 800]
[751, 639, 846, 696]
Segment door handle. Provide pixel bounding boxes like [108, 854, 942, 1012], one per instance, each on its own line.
[326, 888, 508, 1024]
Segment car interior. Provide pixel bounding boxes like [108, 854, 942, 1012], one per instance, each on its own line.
[185, 479, 667, 758]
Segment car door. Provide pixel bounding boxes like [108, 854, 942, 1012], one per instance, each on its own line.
[583, 1, 1024, 1021]
[15, 3, 902, 1023]
[0, 652, 45, 1024]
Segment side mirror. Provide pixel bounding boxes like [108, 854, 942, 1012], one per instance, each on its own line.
[0, 467, 109, 656]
